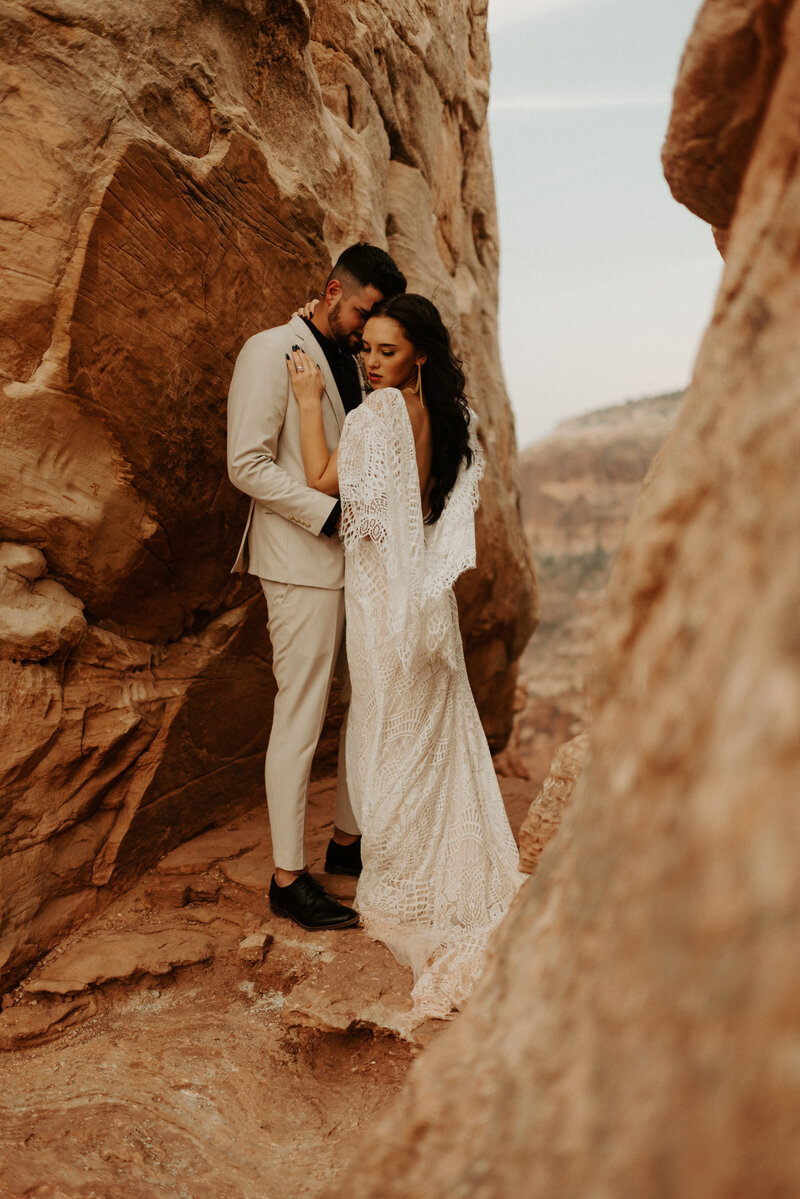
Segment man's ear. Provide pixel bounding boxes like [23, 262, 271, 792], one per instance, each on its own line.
[324, 278, 342, 303]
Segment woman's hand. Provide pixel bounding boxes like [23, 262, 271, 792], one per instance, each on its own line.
[287, 346, 325, 407]
[292, 297, 320, 319]
[288, 346, 340, 496]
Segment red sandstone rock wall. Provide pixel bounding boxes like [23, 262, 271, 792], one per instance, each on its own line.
[319, 2, 800, 1194]
[0, 0, 536, 989]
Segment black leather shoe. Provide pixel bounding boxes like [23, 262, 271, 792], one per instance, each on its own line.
[269, 873, 359, 929]
[324, 836, 362, 877]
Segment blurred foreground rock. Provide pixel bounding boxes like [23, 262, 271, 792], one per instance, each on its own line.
[317, 2, 800, 1195]
[663, 0, 789, 239]
[0, 0, 535, 989]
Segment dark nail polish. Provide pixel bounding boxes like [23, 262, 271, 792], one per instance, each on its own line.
[291, 344, 299, 351]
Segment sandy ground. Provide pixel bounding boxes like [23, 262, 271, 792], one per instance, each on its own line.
[0, 776, 531, 1199]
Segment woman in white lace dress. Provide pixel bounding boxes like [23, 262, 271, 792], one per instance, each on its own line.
[287, 294, 523, 1023]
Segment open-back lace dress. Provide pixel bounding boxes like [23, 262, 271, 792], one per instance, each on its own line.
[337, 388, 524, 1025]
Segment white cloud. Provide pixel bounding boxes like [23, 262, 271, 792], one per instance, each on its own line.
[490, 92, 670, 112]
[488, 0, 605, 33]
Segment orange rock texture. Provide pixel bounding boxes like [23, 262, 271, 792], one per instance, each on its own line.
[662, 0, 790, 234]
[517, 732, 589, 874]
[319, 2, 800, 1195]
[0, 0, 536, 989]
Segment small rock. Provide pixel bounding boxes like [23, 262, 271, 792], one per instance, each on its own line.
[186, 877, 221, 904]
[143, 874, 221, 908]
[238, 931, 273, 964]
[0, 566, 87, 661]
[183, 907, 223, 925]
[23, 930, 214, 995]
[281, 937, 416, 1039]
[221, 850, 270, 892]
[0, 996, 98, 1050]
[157, 825, 263, 876]
[143, 878, 191, 907]
[0, 542, 47, 580]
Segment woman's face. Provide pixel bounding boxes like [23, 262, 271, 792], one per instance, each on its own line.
[362, 316, 425, 391]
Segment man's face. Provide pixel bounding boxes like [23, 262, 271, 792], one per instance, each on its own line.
[328, 282, 384, 352]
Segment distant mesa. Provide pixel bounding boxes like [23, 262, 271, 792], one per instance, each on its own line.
[514, 390, 683, 787]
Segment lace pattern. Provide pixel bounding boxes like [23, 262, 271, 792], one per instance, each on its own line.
[338, 389, 524, 1026]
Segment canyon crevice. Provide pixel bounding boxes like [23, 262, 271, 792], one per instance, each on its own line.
[0, 0, 536, 989]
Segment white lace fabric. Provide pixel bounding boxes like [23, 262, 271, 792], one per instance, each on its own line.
[338, 389, 524, 1026]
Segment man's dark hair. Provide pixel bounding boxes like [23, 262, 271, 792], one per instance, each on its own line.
[328, 242, 406, 300]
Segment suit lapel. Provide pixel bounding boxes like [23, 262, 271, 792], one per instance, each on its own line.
[289, 314, 347, 432]
[355, 352, 369, 399]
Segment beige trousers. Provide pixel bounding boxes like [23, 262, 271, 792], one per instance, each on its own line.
[261, 580, 358, 871]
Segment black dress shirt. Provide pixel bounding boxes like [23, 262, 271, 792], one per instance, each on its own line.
[301, 318, 362, 414]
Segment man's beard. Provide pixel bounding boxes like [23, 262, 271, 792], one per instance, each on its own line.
[328, 301, 362, 353]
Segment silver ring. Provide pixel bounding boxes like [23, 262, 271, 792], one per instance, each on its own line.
[296, 363, 304, 372]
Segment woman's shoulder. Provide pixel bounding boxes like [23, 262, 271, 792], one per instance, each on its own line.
[341, 392, 387, 444]
[364, 386, 405, 415]
[343, 388, 404, 435]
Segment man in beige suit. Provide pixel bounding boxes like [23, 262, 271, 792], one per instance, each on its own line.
[227, 243, 406, 929]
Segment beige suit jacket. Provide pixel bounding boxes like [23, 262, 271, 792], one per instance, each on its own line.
[228, 314, 359, 588]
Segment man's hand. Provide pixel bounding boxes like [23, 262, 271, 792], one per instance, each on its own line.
[287, 346, 325, 407]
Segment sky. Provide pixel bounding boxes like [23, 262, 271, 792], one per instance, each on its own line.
[486, 0, 722, 447]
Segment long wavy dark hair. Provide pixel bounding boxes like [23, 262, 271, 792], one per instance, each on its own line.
[371, 294, 473, 524]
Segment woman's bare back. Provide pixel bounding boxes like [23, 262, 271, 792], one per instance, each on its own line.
[402, 388, 434, 516]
